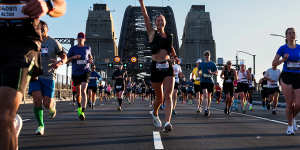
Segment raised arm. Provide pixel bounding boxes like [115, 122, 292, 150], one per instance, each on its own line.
[49, 0, 67, 18]
[138, 0, 155, 38]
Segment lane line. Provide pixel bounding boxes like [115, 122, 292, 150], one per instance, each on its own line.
[22, 119, 31, 122]
[214, 108, 300, 127]
[153, 131, 164, 150]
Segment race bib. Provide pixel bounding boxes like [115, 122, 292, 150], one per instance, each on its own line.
[116, 86, 122, 89]
[287, 61, 300, 70]
[263, 85, 268, 88]
[41, 48, 48, 54]
[203, 73, 211, 78]
[196, 77, 200, 81]
[225, 79, 232, 83]
[89, 77, 97, 80]
[0, 4, 28, 19]
[77, 60, 86, 65]
[156, 62, 169, 69]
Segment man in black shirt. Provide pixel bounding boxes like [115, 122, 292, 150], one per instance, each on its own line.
[112, 65, 127, 111]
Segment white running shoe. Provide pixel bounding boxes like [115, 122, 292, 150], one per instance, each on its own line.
[286, 126, 295, 136]
[14, 114, 23, 138]
[293, 119, 298, 131]
[35, 126, 45, 136]
[151, 111, 162, 128]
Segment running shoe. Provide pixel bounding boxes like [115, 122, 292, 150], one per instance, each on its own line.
[151, 111, 162, 128]
[196, 107, 202, 113]
[35, 126, 44, 135]
[172, 110, 176, 116]
[293, 119, 298, 131]
[14, 114, 23, 138]
[272, 108, 277, 115]
[204, 109, 210, 116]
[117, 106, 122, 111]
[286, 126, 295, 136]
[266, 102, 271, 111]
[77, 107, 86, 121]
[224, 107, 228, 114]
[49, 102, 56, 119]
[248, 105, 253, 111]
[163, 122, 173, 132]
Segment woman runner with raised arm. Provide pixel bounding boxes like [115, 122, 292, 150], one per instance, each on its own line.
[138, 0, 179, 132]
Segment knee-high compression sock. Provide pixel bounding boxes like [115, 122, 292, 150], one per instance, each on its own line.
[34, 107, 44, 127]
[118, 98, 122, 106]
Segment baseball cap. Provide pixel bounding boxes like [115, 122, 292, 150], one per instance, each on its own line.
[77, 32, 85, 39]
[196, 59, 202, 63]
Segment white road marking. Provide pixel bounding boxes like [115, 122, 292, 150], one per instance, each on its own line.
[214, 108, 300, 127]
[153, 131, 164, 150]
[22, 119, 31, 122]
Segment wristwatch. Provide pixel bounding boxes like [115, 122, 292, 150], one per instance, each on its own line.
[45, 0, 54, 14]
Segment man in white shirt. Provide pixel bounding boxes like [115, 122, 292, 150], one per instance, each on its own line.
[172, 58, 183, 115]
[265, 65, 281, 115]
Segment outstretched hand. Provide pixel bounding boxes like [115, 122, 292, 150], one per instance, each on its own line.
[22, 0, 49, 18]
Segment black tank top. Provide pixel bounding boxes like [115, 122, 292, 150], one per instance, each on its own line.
[261, 79, 268, 89]
[224, 69, 234, 81]
[0, 0, 42, 41]
[150, 31, 173, 55]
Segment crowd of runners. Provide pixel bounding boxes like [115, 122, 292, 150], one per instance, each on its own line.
[1, 0, 300, 149]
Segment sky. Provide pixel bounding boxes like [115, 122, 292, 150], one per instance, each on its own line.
[44, 0, 300, 80]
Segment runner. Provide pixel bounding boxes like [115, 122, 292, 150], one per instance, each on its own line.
[72, 81, 77, 106]
[126, 77, 134, 104]
[247, 68, 256, 111]
[172, 58, 183, 115]
[214, 82, 222, 104]
[67, 32, 93, 120]
[112, 65, 127, 111]
[265, 65, 281, 115]
[272, 27, 300, 135]
[220, 61, 237, 115]
[0, 0, 66, 149]
[87, 64, 102, 109]
[28, 20, 66, 135]
[191, 59, 203, 113]
[180, 77, 188, 104]
[232, 80, 239, 111]
[258, 72, 269, 111]
[139, 0, 178, 132]
[98, 80, 105, 103]
[198, 50, 218, 116]
[236, 64, 251, 114]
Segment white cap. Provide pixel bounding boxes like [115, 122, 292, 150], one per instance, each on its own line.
[196, 59, 202, 63]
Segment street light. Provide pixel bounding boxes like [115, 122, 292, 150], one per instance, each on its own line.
[269, 34, 285, 38]
[237, 50, 256, 76]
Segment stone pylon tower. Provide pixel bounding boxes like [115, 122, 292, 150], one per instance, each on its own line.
[180, 5, 216, 69]
[85, 4, 118, 70]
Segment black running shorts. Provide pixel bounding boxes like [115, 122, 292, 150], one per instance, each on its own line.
[87, 86, 97, 93]
[279, 72, 300, 89]
[223, 82, 234, 97]
[194, 84, 203, 94]
[72, 72, 90, 86]
[236, 82, 249, 93]
[201, 82, 214, 93]
[151, 61, 174, 83]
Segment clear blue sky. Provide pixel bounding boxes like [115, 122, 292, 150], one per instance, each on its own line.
[45, 0, 300, 79]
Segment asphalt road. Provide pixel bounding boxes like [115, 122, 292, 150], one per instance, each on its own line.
[18, 98, 300, 150]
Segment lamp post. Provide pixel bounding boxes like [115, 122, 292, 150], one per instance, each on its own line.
[237, 50, 256, 76]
